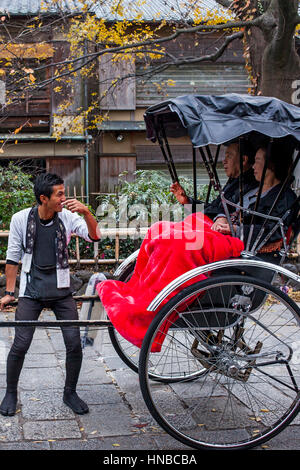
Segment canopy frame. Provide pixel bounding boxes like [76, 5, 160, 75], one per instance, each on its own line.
[146, 95, 300, 261]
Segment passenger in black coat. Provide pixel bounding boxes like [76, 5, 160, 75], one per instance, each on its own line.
[170, 140, 258, 220]
[212, 141, 299, 251]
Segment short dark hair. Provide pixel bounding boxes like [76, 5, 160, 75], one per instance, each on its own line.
[34, 172, 64, 205]
[259, 138, 295, 182]
[242, 141, 256, 165]
[225, 138, 256, 164]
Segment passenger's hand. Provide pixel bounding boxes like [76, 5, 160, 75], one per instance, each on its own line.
[211, 217, 228, 232]
[215, 223, 232, 234]
[62, 199, 89, 216]
[170, 182, 189, 205]
[0, 294, 15, 312]
[212, 220, 237, 235]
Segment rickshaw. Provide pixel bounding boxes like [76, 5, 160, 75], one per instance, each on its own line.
[2, 93, 300, 450]
[108, 93, 300, 450]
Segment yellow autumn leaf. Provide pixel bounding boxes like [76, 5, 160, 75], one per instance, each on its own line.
[29, 74, 36, 83]
[250, 416, 261, 422]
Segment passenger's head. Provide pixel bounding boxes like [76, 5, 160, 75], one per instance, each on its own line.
[34, 172, 65, 210]
[253, 139, 294, 183]
[223, 140, 256, 178]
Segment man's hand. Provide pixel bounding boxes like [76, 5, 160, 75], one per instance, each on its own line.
[0, 294, 15, 312]
[211, 217, 228, 232]
[170, 182, 189, 205]
[211, 217, 237, 235]
[212, 222, 232, 234]
[63, 199, 89, 215]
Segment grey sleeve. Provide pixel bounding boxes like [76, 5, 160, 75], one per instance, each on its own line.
[6, 213, 24, 263]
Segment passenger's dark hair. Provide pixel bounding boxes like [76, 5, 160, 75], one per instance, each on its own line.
[242, 141, 256, 165]
[34, 172, 64, 205]
[225, 138, 256, 165]
[259, 138, 295, 182]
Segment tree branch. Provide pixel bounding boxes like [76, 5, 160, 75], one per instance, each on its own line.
[8, 29, 244, 98]
[29, 14, 263, 78]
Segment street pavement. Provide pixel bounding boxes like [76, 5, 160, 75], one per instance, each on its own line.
[0, 308, 299, 452]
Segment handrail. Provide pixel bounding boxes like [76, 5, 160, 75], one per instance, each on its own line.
[0, 228, 148, 266]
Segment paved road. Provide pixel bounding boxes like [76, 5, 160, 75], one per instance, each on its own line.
[0, 309, 299, 452]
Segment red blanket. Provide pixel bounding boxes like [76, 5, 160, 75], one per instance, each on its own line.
[97, 212, 244, 352]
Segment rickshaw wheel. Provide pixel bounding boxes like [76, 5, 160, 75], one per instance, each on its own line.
[139, 275, 300, 450]
[108, 263, 207, 382]
[108, 263, 141, 374]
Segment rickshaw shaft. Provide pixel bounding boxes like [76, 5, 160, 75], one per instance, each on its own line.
[0, 320, 112, 328]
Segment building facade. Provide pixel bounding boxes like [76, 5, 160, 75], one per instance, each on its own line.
[0, 1, 251, 206]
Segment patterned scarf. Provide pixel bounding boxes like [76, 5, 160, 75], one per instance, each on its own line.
[22, 206, 70, 288]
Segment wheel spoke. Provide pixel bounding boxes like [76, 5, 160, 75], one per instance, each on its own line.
[139, 275, 300, 450]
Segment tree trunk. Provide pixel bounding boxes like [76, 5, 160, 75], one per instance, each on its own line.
[224, 0, 300, 103]
[259, 0, 300, 102]
[261, 42, 300, 102]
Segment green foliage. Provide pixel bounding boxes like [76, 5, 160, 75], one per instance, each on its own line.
[0, 164, 35, 259]
[0, 168, 216, 263]
[95, 170, 216, 259]
[0, 163, 35, 228]
[117, 169, 216, 207]
[97, 169, 216, 224]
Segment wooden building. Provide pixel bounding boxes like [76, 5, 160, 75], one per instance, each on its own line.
[0, 1, 90, 199]
[0, 1, 251, 205]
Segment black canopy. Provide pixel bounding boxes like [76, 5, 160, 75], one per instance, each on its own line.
[144, 94, 300, 147]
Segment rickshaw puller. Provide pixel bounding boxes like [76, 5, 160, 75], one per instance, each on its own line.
[0, 173, 101, 416]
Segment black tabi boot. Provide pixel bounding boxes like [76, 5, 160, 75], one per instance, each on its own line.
[0, 351, 25, 416]
[63, 353, 89, 415]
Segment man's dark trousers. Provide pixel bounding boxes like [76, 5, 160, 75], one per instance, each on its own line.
[6, 295, 82, 394]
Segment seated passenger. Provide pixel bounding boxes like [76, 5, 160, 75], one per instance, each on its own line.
[97, 139, 298, 352]
[212, 140, 298, 251]
[170, 140, 257, 221]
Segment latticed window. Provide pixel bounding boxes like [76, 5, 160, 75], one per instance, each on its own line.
[0, 43, 53, 132]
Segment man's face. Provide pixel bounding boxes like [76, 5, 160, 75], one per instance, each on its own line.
[41, 184, 66, 213]
[223, 143, 240, 178]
